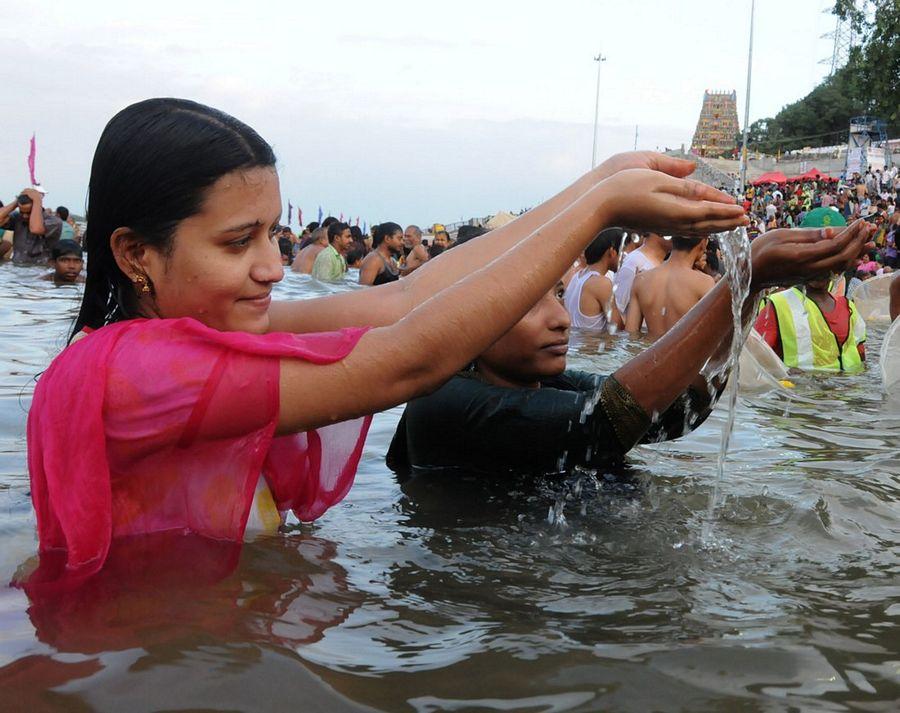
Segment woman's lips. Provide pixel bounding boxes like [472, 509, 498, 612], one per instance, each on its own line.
[542, 342, 569, 356]
[240, 293, 271, 309]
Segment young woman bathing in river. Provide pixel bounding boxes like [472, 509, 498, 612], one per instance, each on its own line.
[23, 98, 871, 591]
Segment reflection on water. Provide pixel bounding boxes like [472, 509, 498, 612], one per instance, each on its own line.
[1, 264, 898, 711]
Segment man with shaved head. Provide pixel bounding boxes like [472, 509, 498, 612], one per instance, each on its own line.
[401, 224, 429, 275]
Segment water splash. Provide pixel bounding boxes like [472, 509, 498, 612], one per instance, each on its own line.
[702, 227, 752, 542]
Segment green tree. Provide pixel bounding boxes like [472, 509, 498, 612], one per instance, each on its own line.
[746, 1, 898, 152]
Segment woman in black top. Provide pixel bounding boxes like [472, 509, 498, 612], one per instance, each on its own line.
[360, 222, 402, 286]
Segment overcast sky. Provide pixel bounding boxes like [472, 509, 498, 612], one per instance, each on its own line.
[1, 0, 837, 226]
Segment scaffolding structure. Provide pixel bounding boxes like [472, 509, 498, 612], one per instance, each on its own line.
[846, 116, 893, 175]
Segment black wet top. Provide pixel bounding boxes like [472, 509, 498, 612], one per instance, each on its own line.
[373, 254, 400, 286]
[387, 370, 716, 477]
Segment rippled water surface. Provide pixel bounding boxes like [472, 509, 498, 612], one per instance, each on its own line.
[1, 264, 898, 712]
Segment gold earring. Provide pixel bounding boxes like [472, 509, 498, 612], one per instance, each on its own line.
[133, 275, 151, 294]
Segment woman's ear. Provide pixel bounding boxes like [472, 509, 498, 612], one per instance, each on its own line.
[110, 228, 150, 280]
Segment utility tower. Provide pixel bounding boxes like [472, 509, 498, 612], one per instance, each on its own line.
[819, 5, 858, 76]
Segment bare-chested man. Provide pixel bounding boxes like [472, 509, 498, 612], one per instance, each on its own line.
[624, 236, 715, 340]
[401, 224, 429, 275]
[292, 227, 328, 274]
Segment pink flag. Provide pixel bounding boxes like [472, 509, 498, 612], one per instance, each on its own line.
[298, 208, 303, 226]
[28, 133, 37, 186]
[339, 212, 344, 222]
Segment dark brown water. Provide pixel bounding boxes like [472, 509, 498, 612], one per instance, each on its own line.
[1, 264, 898, 712]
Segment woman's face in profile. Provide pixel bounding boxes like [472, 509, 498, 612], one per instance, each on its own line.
[140, 166, 285, 334]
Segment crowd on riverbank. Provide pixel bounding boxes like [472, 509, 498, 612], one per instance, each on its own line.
[742, 166, 900, 273]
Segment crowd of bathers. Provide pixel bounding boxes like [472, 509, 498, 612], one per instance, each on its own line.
[0, 188, 84, 284]
[279, 217, 490, 285]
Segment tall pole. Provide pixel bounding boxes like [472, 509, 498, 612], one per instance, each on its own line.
[739, 0, 755, 192]
[591, 52, 606, 168]
[633, 125, 639, 151]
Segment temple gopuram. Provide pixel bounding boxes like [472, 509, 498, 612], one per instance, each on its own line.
[690, 90, 739, 157]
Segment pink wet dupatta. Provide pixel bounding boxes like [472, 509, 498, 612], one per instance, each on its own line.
[23, 317, 371, 593]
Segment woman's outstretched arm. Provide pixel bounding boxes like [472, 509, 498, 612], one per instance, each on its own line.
[277, 169, 747, 434]
[268, 153, 701, 334]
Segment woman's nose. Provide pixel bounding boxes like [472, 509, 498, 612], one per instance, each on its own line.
[251, 239, 285, 284]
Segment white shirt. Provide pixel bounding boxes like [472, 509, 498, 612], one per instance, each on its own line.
[564, 268, 607, 330]
[613, 247, 657, 314]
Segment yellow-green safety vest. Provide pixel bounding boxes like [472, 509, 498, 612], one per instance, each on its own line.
[767, 287, 866, 373]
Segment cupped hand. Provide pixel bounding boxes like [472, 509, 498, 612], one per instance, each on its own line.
[593, 151, 698, 183]
[593, 168, 748, 236]
[750, 220, 876, 289]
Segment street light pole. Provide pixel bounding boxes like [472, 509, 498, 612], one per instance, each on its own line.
[739, 0, 755, 192]
[591, 51, 606, 169]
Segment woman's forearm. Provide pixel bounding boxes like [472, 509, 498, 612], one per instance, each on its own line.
[397, 173, 596, 306]
[278, 189, 614, 433]
[268, 171, 596, 334]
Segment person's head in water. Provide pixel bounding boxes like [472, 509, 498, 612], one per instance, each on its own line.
[373, 222, 403, 257]
[584, 227, 624, 270]
[73, 98, 281, 340]
[51, 240, 84, 283]
[475, 282, 570, 389]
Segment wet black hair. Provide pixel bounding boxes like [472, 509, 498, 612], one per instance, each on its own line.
[584, 227, 625, 265]
[17, 194, 32, 206]
[349, 225, 363, 241]
[346, 244, 367, 267]
[52, 239, 83, 260]
[453, 224, 487, 247]
[56, 206, 70, 221]
[372, 222, 402, 248]
[671, 235, 703, 252]
[321, 216, 338, 229]
[327, 221, 350, 242]
[306, 221, 320, 232]
[71, 98, 276, 341]
[705, 238, 721, 274]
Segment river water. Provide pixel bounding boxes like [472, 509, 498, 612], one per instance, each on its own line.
[1, 264, 898, 712]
